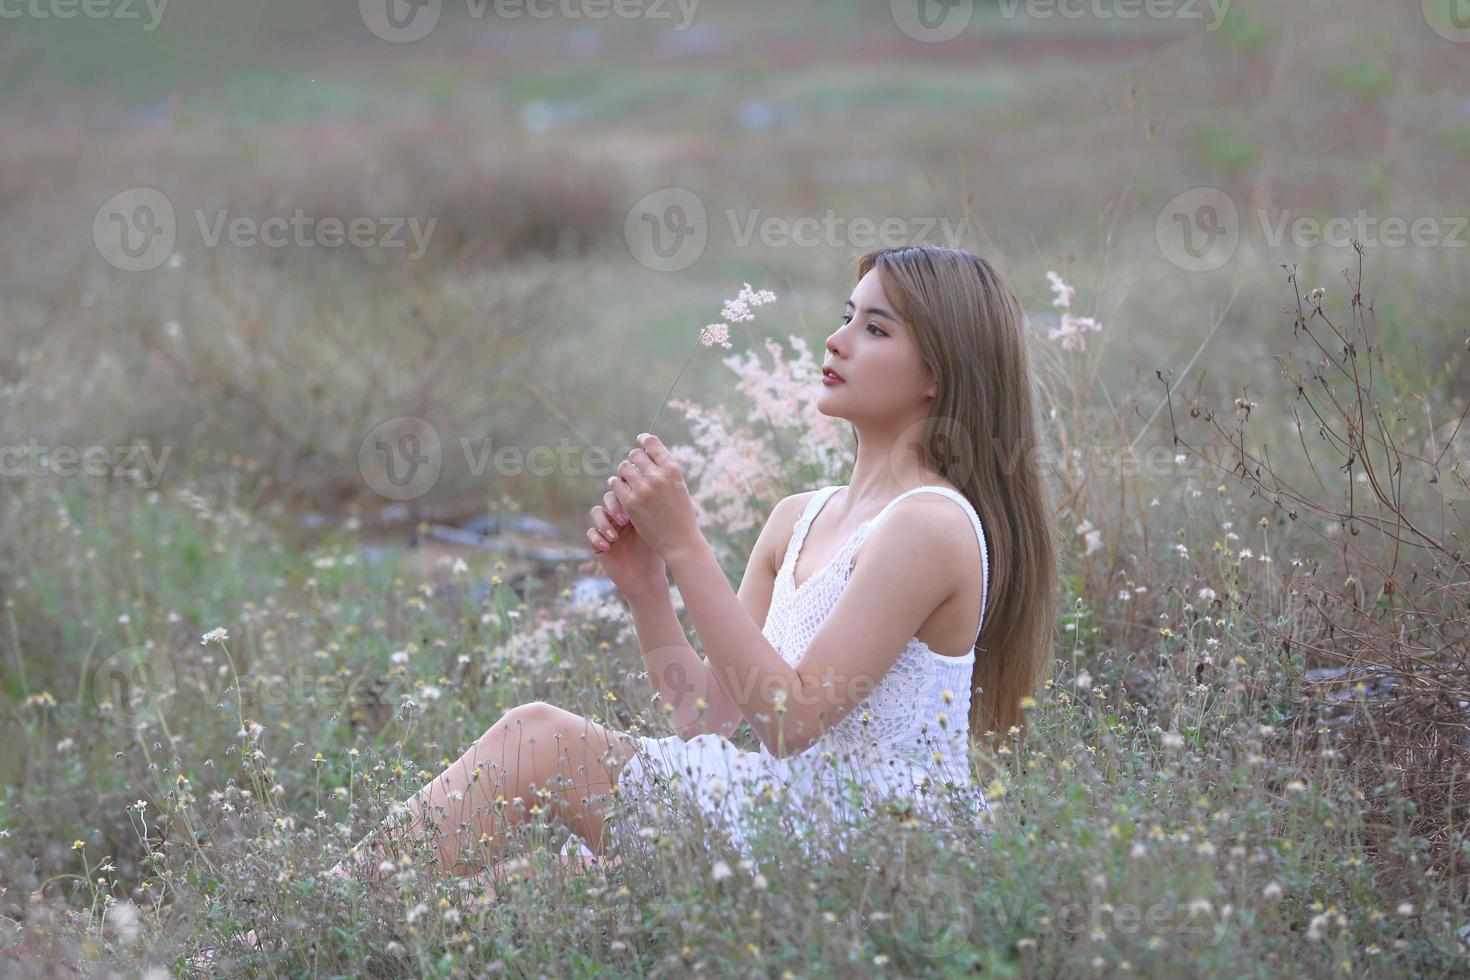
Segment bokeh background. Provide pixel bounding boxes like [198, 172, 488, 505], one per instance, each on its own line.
[2, 0, 1469, 973]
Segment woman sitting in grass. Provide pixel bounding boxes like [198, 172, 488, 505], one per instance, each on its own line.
[331, 244, 1058, 891]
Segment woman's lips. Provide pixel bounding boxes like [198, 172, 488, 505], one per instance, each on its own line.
[822, 367, 845, 385]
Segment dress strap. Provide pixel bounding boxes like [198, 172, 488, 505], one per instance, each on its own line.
[869, 486, 991, 638]
[781, 485, 845, 573]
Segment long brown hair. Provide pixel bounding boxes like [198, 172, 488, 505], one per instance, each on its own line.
[854, 245, 1058, 752]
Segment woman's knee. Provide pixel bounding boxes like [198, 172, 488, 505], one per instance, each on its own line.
[477, 700, 557, 747]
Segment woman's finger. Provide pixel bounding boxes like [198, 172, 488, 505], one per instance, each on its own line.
[590, 505, 619, 543]
[635, 432, 671, 466]
[615, 458, 642, 487]
[586, 527, 610, 553]
[602, 490, 629, 525]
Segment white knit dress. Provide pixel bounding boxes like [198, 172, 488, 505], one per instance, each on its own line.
[606, 484, 993, 863]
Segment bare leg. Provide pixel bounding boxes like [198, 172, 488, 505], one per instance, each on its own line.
[332, 702, 640, 881]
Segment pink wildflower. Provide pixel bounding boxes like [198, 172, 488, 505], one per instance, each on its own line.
[1044, 270, 1102, 352]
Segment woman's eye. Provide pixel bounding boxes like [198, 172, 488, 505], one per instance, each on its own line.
[840, 320, 882, 339]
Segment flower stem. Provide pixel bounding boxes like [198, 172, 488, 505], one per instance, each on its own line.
[648, 335, 702, 434]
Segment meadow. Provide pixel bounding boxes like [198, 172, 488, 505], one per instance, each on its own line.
[1, 0, 1468, 975]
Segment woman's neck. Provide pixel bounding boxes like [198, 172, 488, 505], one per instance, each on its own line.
[841, 442, 952, 519]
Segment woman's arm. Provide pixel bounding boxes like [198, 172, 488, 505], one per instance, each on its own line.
[623, 492, 802, 741]
[624, 585, 743, 740]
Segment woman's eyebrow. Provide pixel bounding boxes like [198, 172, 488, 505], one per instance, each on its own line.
[844, 299, 897, 321]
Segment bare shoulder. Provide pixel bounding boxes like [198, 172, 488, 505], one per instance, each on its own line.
[757, 490, 821, 574]
[873, 492, 976, 552]
[857, 492, 981, 592]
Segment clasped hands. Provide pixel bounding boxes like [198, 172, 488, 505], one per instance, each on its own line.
[585, 433, 702, 591]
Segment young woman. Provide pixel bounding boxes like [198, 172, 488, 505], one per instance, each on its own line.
[331, 244, 1058, 889]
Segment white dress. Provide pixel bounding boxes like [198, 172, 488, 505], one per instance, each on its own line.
[602, 484, 993, 863]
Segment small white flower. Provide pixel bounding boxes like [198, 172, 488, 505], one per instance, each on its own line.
[1262, 882, 1282, 902]
[1197, 587, 1217, 601]
[711, 860, 733, 882]
[1162, 731, 1185, 750]
[390, 650, 410, 665]
[420, 685, 442, 701]
[1075, 519, 1102, 556]
[200, 627, 229, 645]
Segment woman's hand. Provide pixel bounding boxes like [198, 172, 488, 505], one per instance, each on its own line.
[605, 433, 703, 562]
[588, 489, 667, 600]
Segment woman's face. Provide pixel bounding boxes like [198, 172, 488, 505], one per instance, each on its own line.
[819, 267, 935, 422]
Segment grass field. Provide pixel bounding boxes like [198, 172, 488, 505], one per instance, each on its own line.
[1, 0, 1468, 975]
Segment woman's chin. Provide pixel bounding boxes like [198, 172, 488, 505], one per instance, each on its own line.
[814, 397, 846, 420]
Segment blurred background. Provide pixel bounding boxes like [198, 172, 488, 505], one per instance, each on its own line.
[3, 0, 1465, 531]
[2, 0, 1469, 971]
